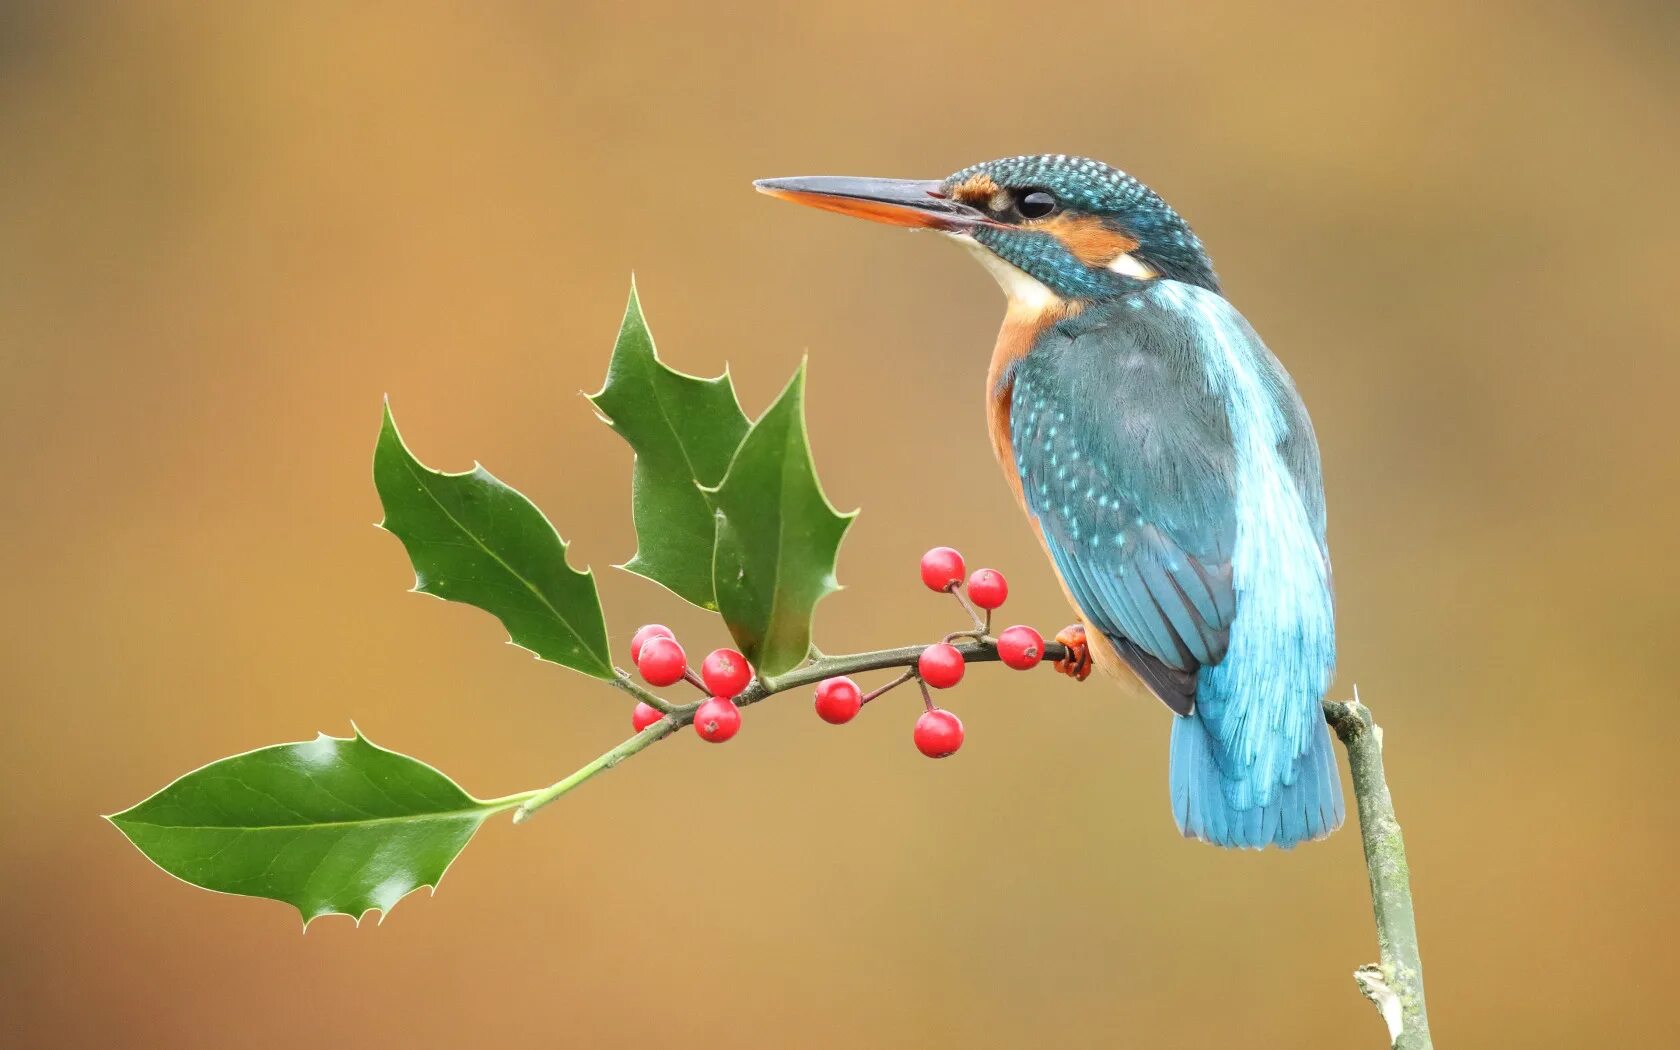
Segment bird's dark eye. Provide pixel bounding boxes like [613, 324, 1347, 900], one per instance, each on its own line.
[1017, 190, 1058, 220]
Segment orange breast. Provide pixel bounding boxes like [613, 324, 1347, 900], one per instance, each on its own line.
[984, 314, 1037, 513]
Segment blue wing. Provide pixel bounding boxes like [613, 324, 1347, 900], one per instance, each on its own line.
[1009, 281, 1338, 838]
[1009, 291, 1241, 715]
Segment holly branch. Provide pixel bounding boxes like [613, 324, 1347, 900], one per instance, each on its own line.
[106, 279, 1428, 1047]
[514, 628, 1067, 824]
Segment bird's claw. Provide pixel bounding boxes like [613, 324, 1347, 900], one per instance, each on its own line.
[1053, 624, 1093, 681]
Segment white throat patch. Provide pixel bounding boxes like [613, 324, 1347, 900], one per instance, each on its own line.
[948, 233, 1062, 319]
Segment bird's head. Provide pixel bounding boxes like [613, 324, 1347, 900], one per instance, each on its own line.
[755, 154, 1218, 311]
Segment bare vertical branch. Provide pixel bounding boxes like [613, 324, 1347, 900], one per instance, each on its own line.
[1325, 695, 1433, 1049]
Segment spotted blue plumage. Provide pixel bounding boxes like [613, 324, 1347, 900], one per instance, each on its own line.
[1007, 281, 1344, 849]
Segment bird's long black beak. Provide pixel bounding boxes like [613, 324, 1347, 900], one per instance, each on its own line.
[753, 176, 986, 231]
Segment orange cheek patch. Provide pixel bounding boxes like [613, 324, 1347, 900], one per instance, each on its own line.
[1037, 214, 1141, 267]
[950, 173, 1003, 206]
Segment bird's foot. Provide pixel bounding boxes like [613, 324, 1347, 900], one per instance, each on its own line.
[1053, 624, 1093, 681]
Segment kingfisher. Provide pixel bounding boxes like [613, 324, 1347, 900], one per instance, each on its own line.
[755, 155, 1343, 849]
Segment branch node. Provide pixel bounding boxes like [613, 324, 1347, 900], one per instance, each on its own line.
[1353, 963, 1404, 1047]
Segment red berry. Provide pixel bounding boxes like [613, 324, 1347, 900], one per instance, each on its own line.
[700, 648, 753, 699]
[813, 676, 863, 724]
[913, 709, 964, 758]
[628, 624, 674, 663]
[631, 702, 664, 732]
[920, 546, 966, 592]
[636, 636, 687, 687]
[694, 696, 741, 743]
[918, 643, 965, 688]
[996, 625, 1044, 670]
[966, 568, 1008, 610]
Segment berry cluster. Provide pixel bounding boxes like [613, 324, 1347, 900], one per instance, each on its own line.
[895, 546, 1042, 755]
[625, 547, 1048, 759]
[629, 625, 751, 743]
[809, 544, 1041, 756]
[916, 547, 1045, 674]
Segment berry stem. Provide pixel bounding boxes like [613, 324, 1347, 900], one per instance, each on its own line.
[682, 669, 712, 697]
[860, 669, 915, 705]
[948, 586, 986, 632]
[917, 678, 935, 713]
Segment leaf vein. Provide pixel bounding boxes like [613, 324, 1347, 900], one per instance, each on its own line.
[394, 450, 602, 671]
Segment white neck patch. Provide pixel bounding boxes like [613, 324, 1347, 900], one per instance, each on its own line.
[949, 233, 1062, 319]
[1108, 253, 1157, 280]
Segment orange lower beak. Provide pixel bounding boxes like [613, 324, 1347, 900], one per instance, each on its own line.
[753, 176, 987, 231]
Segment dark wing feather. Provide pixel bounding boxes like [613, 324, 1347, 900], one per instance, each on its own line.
[1009, 297, 1240, 714]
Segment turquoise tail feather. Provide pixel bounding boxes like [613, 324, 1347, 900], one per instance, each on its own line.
[1170, 710, 1345, 850]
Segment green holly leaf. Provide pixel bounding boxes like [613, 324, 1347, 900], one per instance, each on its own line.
[107, 730, 517, 927]
[708, 363, 855, 676]
[587, 281, 750, 610]
[375, 403, 614, 679]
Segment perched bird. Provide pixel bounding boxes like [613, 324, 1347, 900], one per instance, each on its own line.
[756, 155, 1343, 849]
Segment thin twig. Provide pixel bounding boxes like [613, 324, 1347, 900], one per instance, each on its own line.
[611, 671, 681, 714]
[512, 716, 680, 822]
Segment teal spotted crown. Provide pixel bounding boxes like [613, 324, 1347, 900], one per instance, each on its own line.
[946, 154, 1219, 297]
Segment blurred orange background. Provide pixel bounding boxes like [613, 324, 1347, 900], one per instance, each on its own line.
[3, 2, 1676, 1046]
